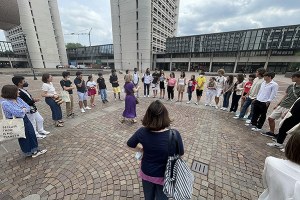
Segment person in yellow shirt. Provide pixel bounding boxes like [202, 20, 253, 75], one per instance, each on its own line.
[195, 71, 206, 105]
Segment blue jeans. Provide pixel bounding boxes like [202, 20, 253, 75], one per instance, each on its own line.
[142, 180, 167, 200]
[223, 91, 232, 108]
[99, 89, 107, 100]
[239, 97, 253, 119]
[45, 97, 62, 121]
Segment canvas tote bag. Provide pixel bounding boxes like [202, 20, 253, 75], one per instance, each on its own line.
[0, 104, 26, 142]
[163, 129, 194, 200]
[60, 91, 70, 102]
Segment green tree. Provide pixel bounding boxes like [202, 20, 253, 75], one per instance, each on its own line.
[65, 43, 84, 49]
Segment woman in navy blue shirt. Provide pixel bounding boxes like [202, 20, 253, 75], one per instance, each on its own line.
[127, 100, 184, 200]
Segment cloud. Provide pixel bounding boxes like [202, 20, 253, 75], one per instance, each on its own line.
[177, 0, 300, 36]
[58, 0, 112, 46]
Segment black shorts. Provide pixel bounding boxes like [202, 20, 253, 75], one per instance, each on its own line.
[160, 81, 165, 89]
[196, 89, 203, 97]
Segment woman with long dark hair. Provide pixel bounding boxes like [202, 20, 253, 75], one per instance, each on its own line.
[221, 75, 234, 111]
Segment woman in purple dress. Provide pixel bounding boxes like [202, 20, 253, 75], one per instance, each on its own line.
[121, 74, 139, 123]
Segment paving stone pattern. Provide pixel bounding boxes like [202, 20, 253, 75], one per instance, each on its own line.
[0, 73, 291, 199]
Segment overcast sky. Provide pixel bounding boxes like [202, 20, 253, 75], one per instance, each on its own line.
[1, 0, 300, 45]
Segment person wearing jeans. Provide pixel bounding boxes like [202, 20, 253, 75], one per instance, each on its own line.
[167, 72, 176, 101]
[41, 73, 64, 127]
[97, 73, 109, 103]
[127, 101, 184, 200]
[221, 75, 234, 110]
[247, 72, 278, 132]
[143, 68, 152, 97]
[234, 68, 266, 121]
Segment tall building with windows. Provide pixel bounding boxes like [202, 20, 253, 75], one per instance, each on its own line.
[110, 0, 180, 71]
[3, 0, 67, 68]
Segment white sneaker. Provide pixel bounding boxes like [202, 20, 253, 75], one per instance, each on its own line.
[215, 106, 219, 109]
[235, 114, 239, 117]
[170, 99, 173, 102]
[144, 95, 146, 97]
[243, 115, 248, 119]
[85, 106, 91, 110]
[280, 148, 285, 152]
[233, 116, 240, 119]
[39, 131, 50, 135]
[186, 101, 191, 104]
[245, 119, 251, 124]
[36, 133, 46, 139]
[81, 108, 85, 113]
[195, 102, 198, 105]
[266, 142, 284, 149]
[147, 95, 150, 97]
[205, 104, 208, 106]
[251, 127, 262, 132]
[32, 149, 47, 158]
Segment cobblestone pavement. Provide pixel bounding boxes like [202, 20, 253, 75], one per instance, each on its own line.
[0, 73, 292, 199]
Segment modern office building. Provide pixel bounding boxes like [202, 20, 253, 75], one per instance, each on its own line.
[1, 0, 68, 68]
[110, 0, 180, 71]
[67, 44, 114, 68]
[155, 24, 300, 73]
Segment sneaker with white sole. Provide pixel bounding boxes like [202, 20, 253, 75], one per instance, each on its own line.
[32, 149, 47, 158]
[81, 108, 85, 113]
[186, 101, 191, 104]
[261, 131, 276, 138]
[251, 127, 262, 132]
[39, 131, 50, 135]
[266, 142, 284, 149]
[85, 106, 91, 110]
[245, 119, 251, 124]
[36, 133, 46, 139]
[215, 106, 219, 109]
[205, 104, 208, 106]
[233, 116, 241, 119]
[195, 102, 198, 105]
[280, 148, 285, 152]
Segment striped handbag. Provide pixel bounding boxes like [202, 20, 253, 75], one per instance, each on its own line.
[163, 129, 194, 200]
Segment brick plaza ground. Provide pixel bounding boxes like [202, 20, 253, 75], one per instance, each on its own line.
[0, 72, 291, 199]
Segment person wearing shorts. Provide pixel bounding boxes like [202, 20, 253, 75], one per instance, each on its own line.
[215, 69, 226, 109]
[261, 71, 300, 137]
[195, 71, 206, 105]
[74, 71, 91, 113]
[110, 69, 122, 100]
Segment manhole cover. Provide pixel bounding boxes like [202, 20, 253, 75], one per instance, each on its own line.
[191, 160, 209, 175]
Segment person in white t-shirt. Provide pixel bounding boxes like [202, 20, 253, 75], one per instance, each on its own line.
[41, 73, 64, 127]
[132, 68, 140, 98]
[86, 75, 97, 107]
[215, 69, 226, 109]
[259, 128, 300, 200]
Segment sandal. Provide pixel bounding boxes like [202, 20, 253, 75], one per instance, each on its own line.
[131, 119, 137, 123]
[55, 123, 64, 127]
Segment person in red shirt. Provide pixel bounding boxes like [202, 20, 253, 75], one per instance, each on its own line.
[240, 74, 255, 112]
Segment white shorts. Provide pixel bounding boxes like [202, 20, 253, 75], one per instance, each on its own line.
[152, 83, 159, 91]
[216, 88, 223, 97]
[77, 92, 87, 101]
[269, 106, 289, 120]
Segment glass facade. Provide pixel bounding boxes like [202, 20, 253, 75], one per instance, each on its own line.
[67, 44, 114, 61]
[166, 25, 300, 53]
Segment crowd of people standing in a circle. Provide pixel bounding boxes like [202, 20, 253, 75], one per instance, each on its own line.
[1, 67, 300, 199]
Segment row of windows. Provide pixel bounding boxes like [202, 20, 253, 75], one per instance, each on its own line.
[166, 25, 300, 53]
[7, 26, 22, 35]
[0, 42, 13, 52]
[67, 45, 114, 57]
[152, 0, 176, 16]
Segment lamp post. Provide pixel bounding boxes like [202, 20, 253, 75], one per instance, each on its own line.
[22, 34, 37, 80]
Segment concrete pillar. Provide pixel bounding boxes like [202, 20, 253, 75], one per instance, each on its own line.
[170, 54, 173, 71]
[264, 50, 272, 70]
[233, 52, 240, 73]
[209, 52, 213, 72]
[153, 54, 157, 69]
[188, 53, 191, 71]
